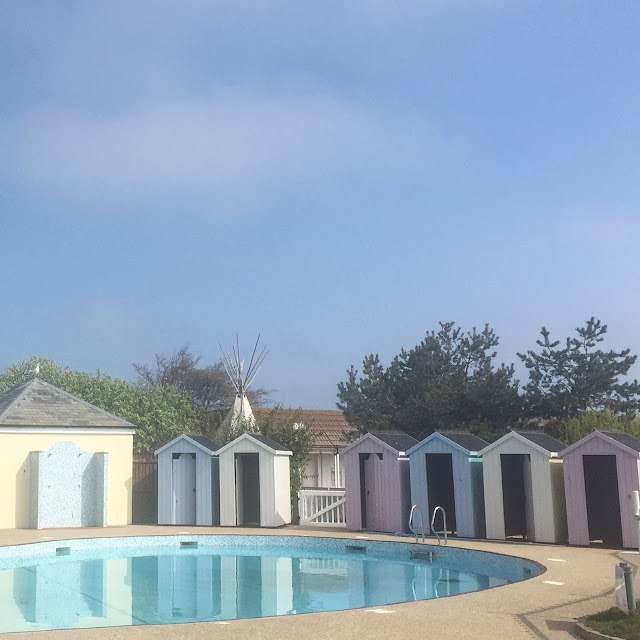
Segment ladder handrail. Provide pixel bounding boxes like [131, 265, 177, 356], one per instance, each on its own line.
[408, 504, 425, 544]
[430, 506, 448, 546]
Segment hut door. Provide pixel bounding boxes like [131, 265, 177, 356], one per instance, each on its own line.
[425, 453, 457, 534]
[173, 453, 196, 525]
[583, 455, 623, 547]
[235, 453, 261, 526]
[364, 453, 383, 531]
[500, 454, 528, 539]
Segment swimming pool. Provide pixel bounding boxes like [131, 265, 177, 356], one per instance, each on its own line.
[0, 535, 542, 632]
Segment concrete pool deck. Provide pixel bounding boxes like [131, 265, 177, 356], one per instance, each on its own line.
[0, 525, 633, 640]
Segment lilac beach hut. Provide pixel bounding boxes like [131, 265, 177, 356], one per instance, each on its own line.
[560, 431, 640, 548]
[341, 432, 417, 533]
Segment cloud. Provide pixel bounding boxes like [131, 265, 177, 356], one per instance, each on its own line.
[6, 86, 437, 219]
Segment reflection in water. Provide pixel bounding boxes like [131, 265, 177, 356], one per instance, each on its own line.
[0, 550, 509, 632]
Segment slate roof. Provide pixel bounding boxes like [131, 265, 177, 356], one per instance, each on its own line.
[439, 432, 489, 452]
[0, 378, 135, 428]
[601, 431, 640, 453]
[514, 431, 565, 453]
[253, 408, 352, 449]
[186, 434, 220, 452]
[370, 432, 418, 453]
[247, 432, 289, 452]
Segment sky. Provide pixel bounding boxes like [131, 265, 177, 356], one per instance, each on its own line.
[1, 1, 639, 409]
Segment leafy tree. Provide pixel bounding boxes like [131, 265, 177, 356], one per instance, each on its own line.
[0, 357, 197, 454]
[133, 343, 270, 413]
[518, 318, 640, 422]
[338, 323, 521, 441]
[556, 410, 640, 446]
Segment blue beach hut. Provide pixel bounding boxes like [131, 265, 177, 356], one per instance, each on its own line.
[407, 432, 487, 538]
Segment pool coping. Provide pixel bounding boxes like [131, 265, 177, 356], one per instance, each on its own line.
[0, 525, 633, 640]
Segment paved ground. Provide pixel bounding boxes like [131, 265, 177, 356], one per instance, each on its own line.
[0, 525, 634, 639]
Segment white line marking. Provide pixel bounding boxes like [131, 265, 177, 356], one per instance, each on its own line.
[620, 551, 639, 555]
[366, 609, 395, 614]
[356, 535, 369, 539]
[543, 581, 564, 585]
[546, 558, 567, 562]
[215, 621, 231, 625]
[176, 532, 191, 534]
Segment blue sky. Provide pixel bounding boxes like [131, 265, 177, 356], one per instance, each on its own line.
[1, 1, 639, 408]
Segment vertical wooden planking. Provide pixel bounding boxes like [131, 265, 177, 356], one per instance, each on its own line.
[156, 449, 172, 524]
[342, 442, 362, 531]
[196, 450, 213, 525]
[219, 448, 237, 526]
[482, 448, 505, 540]
[469, 458, 486, 538]
[409, 447, 428, 535]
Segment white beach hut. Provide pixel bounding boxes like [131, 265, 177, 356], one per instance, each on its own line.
[217, 433, 292, 527]
[155, 434, 221, 526]
[406, 432, 487, 538]
[480, 431, 567, 543]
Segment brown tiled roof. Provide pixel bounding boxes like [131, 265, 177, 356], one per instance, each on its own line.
[253, 408, 352, 449]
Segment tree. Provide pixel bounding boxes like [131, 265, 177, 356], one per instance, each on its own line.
[556, 410, 640, 446]
[338, 323, 521, 441]
[0, 357, 197, 454]
[133, 343, 270, 415]
[518, 318, 640, 422]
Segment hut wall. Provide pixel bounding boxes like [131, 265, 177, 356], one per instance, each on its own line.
[409, 450, 428, 535]
[219, 438, 291, 527]
[271, 456, 292, 527]
[157, 438, 215, 525]
[469, 458, 486, 538]
[343, 438, 407, 533]
[483, 438, 565, 543]
[563, 438, 640, 548]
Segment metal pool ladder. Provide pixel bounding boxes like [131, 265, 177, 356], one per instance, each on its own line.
[431, 506, 448, 546]
[408, 504, 425, 544]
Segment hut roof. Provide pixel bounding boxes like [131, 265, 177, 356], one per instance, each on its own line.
[215, 432, 292, 456]
[480, 430, 565, 457]
[559, 430, 640, 458]
[370, 432, 418, 452]
[439, 432, 489, 453]
[600, 431, 640, 452]
[515, 431, 566, 453]
[186, 434, 220, 452]
[341, 431, 417, 456]
[154, 433, 220, 455]
[0, 378, 135, 429]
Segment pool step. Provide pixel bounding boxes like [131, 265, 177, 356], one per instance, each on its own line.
[345, 544, 367, 553]
[410, 550, 435, 562]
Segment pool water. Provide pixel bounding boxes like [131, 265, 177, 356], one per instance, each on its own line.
[0, 536, 540, 632]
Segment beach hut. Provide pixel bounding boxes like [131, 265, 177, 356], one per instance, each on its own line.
[341, 432, 417, 534]
[480, 431, 567, 543]
[406, 432, 487, 538]
[155, 434, 221, 526]
[560, 431, 640, 548]
[217, 433, 292, 527]
[0, 377, 135, 529]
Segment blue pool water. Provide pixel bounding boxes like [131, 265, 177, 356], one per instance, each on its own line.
[0, 535, 541, 632]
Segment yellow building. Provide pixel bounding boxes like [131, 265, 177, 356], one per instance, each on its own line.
[0, 378, 135, 529]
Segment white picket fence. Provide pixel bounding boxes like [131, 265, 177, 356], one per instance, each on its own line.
[298, 489, 346, 526]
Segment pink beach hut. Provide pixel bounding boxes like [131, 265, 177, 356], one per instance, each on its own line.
[341, 432, 418, 534]
[560, 431, 640, 549]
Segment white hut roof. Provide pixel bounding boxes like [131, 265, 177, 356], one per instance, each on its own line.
[479, 430, 565, 457]
[215, 432, 292, 456]
[0, 378, 135, 429]
[154, 433, 220, 456]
